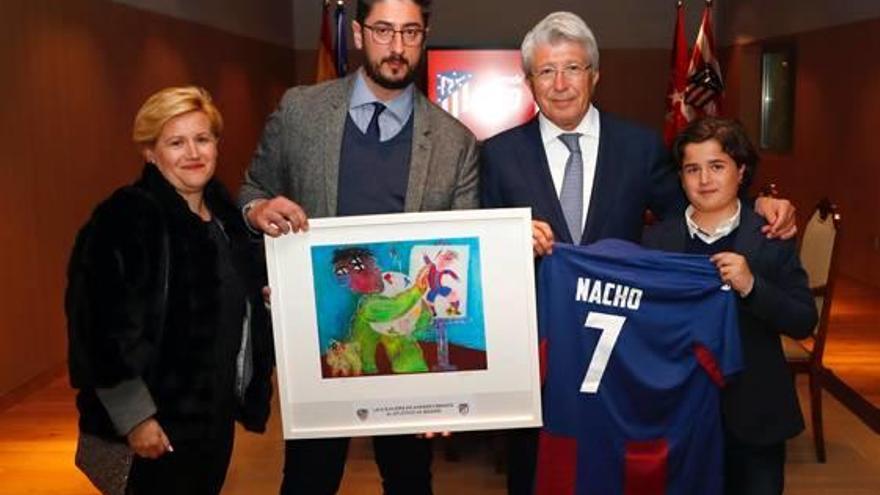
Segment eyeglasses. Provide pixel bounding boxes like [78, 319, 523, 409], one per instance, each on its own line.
[531, 63, 593, 83]
[362, 23, 427, 46]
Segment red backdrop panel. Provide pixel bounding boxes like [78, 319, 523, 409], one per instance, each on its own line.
[427, 49, 536, 141]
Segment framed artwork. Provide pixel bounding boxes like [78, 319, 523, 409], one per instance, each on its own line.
[265, 208, 541, 439]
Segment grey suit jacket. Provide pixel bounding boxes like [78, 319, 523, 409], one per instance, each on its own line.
[239, 73, 479, 217]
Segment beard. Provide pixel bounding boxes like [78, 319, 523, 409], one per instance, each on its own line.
[363, 53, 421, 90]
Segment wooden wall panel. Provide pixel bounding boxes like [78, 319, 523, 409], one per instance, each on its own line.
[724, 18, 880, 288]
[5, 0, 877, 401]
[0, 0, 294, 397]
[592, 48, 669, 129]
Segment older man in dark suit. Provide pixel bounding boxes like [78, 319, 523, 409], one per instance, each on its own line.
[479, 11, 797, 495]
[239, 1, 476, 494]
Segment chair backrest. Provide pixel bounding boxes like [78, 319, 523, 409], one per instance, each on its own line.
[798, 198, 842, 364]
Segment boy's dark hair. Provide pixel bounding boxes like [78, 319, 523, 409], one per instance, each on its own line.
[672, 117, 759, 191]
[356, 0, 432, 26]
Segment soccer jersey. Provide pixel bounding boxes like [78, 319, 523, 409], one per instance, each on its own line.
[536, 239, 742, 495]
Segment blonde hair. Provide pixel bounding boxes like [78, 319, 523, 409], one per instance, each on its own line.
[132, 86, 223, 145]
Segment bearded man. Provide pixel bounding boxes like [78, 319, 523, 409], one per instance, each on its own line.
[238, 1, 477, 493]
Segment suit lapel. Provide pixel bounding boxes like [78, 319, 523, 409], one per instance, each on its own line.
[322, 75, 357, 216]
[734, 208, 764, 257]
[520, 118, 573, 244]
[669, 218, 689, 252]
[667, 207, 760, 254]
[582, 112, 615, 245]
[405, 92, 431, 212]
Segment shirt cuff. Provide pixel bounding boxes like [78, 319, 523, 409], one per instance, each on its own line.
[95, 378, 157, 436]
[242, 198, 266, 235]
[738, 277, 756, 299]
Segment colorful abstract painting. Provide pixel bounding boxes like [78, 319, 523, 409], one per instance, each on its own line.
[311, 237, 486, 378]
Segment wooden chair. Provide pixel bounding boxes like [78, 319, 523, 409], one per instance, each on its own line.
[781, 198, 842, 463]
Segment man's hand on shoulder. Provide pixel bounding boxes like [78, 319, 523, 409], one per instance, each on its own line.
[754, 196, 797, 240]
[246, 196, 309, 237]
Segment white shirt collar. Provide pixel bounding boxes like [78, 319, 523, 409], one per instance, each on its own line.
[538, 104, 599, 146]
[350, 69, 414, 119]
[686, 200, 742, 244]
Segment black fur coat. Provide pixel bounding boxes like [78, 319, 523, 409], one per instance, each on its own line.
[67, 164, 273, 440]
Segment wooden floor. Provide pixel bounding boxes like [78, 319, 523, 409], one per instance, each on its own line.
[1, 374, 878, 494]
[0, 276, 878, 494]
[822, 277, 880, 409]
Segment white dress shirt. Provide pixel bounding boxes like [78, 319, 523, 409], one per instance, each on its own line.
[348, 69, 414, 142]
[685, 200, 754, 297]
[685, 200, 742, 244]
[538, 105, 601, 232]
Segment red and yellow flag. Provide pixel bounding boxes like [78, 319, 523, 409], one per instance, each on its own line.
[316, 0, 338, 82]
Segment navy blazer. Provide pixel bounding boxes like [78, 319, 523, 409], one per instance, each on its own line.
[480, 112, 685, 244]
[643, 207, 817, 445]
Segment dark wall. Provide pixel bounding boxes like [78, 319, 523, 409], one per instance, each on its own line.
[3, 0, 878, 400]
[0, 0, 294, 397]
[723, 18, 880, 287]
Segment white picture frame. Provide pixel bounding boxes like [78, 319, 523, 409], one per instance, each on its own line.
[264, 208, 541, 439]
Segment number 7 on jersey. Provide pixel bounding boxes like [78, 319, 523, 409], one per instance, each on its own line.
[580, 312, 627, 393]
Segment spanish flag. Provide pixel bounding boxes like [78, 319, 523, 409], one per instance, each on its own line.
[316, 0, 338, 82]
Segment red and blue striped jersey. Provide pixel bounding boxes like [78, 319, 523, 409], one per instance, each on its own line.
[536, 240, 742, 495]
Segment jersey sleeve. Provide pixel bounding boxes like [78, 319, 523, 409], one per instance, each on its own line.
[536, 257, 553, 384]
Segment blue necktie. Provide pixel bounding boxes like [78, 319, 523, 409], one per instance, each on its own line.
[367, 102, 386, 142]
[558, 133, 584, 243]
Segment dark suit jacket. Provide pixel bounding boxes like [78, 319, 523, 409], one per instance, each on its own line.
[480, 112, 684, 244]
[643, 207, 817, 445]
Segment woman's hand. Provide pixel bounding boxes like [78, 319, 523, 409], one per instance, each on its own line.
[710, 252, 755, 297]
[127, 417, 173, 459]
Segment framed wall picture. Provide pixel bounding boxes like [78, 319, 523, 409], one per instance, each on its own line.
[760, 45, 796, 152]
[265, 208, 541, 439]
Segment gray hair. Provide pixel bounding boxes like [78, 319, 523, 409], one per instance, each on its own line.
[521, 11, 600, 75]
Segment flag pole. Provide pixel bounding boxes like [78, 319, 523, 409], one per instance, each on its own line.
[334, 0, 348, 77]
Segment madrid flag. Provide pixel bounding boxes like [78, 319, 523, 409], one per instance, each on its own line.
[684, 1, 724, 120]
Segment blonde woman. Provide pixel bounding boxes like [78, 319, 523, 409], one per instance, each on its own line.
[67, 86, 273, 494]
